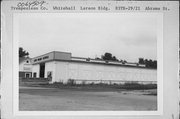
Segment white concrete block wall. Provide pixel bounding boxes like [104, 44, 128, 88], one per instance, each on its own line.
[54, 61, 69, 83]
[51, 61, 157, 83]
[44, 61, 56, 82]
[31, 64, 39, 78]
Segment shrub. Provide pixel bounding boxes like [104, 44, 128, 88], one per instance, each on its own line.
[67, 79, 76, 86]
[82, 81, 86, 85]
[122, 82, 157, 90]
[90, 82, 94, 85]
[53, 81, 63, 85]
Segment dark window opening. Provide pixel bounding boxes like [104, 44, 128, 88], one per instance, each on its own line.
[25, 73, 30, 78]
[39, 63, 45, 78]
[33, 72, 37, 78]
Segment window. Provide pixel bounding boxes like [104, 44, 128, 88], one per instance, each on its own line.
[47, 71, 52, 78]
[47, 71, 52, 81]
[25, 73, 31, 78]
[33, 72, 37, 78]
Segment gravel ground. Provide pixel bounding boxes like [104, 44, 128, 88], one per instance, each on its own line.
[19, 86, 157, 111]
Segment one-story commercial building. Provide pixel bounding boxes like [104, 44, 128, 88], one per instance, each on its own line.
[19, 51, 157, 84]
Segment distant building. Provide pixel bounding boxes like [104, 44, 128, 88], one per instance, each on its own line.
[19, 51, 157, 84]
[19, 57, 32, 78]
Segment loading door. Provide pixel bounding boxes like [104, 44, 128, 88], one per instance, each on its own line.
[39, 63, 45, 78]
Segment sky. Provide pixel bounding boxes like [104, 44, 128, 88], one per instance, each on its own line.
[18, 13, 157, 62]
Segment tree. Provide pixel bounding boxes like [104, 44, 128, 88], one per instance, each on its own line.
[153, 60, 157, 68]
[112, 56, 119, 61]
[95, 57, 101, 60]
[138, 58, 145, 64]
[101, 53, 112, 60]
[19, 47, 29, 58]
[140, 58, 157, 69]
[101, 52, 119, 61]
[122, 60, 127, 64]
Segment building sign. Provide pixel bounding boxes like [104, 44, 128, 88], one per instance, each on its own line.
[31, 52, 54, 64]
[31, 51, 71, 64]
[33, 56, 49, 62]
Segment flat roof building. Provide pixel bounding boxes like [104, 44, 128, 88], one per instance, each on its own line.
[19, 51, 157, 84]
